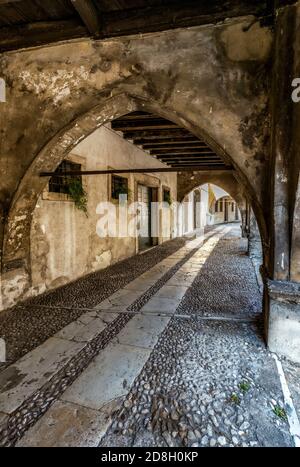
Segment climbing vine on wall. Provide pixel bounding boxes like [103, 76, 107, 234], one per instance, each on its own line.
[67, 179, 88, 216]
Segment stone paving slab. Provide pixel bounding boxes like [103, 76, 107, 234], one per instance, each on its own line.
[55, 321, 86, 341]
[0, 412, 8, 425]
[141, 297, 181, 313]
[138, 270, 167, 283]
[0, 337, 84, 414]
[72, 318, 107, 343]
[167, 272, 197, 286]
[97, 289, 144, 309]
[97, 311, 120, 324]
[16, 400, 111, 447]
[124, 279, 155, 292]
[154, 285, 189, 300]
[61, 342, 151, 411]
[78, 313, 98, 324]
[116, 314, 170, 349]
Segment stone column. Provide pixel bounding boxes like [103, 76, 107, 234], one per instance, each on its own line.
[248, 210, 262, 260]
[266, 1, 300, 363]
[247, 209, 264, 292]
[240, 203, 248, 238]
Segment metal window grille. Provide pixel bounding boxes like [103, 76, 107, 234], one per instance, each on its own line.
[49, 160, 82, 194]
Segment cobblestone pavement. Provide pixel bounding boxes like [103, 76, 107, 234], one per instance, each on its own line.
[0, 237, 187, 369]
[100, 227, 294, 448]
[177, 235, 262, 318]
[6, 224, 299, 447]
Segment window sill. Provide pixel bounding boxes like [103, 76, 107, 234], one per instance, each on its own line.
[42, 191, 73, 202]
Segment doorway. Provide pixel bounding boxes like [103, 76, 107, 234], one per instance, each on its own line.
[137, 185, 158, 251]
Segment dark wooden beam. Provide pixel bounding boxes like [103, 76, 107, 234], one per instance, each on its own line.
[40, 166, 233, 177]
[135, 138, 201, 146]
[0, 0, 23, 4]
[101, 2, 273, 38]
[158, 156, 223, 164]
[112, 119, 179, 131]
[0, 1, 274, 53]
[124, 130, 191, 140]
[153, 153, 216, 159]
[155, 154, 216, 159]
[168, 161, 225, 165]
[0, 20, 87, 53]
[70, 0, 101, 35]
[159, 158, 222, 163]
[142, 143, 208, 150]
[115, 112, 160, 120]
[151, 149, 215, 156]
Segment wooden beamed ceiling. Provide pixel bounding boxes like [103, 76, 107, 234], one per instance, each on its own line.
[112, 111, 230, 170]
[0, 0, 278, 53]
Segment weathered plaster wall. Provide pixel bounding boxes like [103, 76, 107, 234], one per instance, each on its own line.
[28, 127, 177, 303]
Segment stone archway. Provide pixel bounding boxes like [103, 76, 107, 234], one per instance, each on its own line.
[3, 95, 266, 264]
[1, 93, 267, 310]
[177, 170, 266, 244]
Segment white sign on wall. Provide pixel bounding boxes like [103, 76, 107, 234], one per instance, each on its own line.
[0, 78, 6, 102]
[0, 338, 6, 363]
[292, 78, 300, 103]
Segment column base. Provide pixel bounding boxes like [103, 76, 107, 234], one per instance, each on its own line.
[0, 266, 30, 312]
[267, 279, 300, 363]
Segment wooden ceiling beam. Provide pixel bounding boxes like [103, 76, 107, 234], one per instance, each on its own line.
[112, 121, 179, 131]
[150, 150, 216, 158]
[0, 20, 87, 52]
[70, 0, 102, 35]
[134, 138, 201, 146]
[169, 163, 227, 167]
[123, 130, 191, 139]
[142, 144, 208, 150]
[159, 159, 223, 165]
[159, 158, 222, 163]
[101, 2, 273, 38]
[157, 153, 220, 158]
[0, 1, 275, 52]
[0, 1, 23, 4]
[115, 112, 161, 120]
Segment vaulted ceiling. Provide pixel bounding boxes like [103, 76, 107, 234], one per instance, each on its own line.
[0, 0, 284, 53]
[112, 111, 230, 170]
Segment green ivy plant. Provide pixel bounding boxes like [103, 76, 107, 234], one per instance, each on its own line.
[67, 179, 88, 216]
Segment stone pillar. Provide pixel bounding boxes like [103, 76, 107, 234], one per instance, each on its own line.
[266, 1, 300, 363]
[240, 204, 248, 238]
[267, 280, 300, 363]
[248, 210, 262, 261]
[248, 210, 263, 290]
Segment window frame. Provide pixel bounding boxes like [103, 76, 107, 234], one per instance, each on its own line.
[42, 154, 86, 202]
[111, 174, 129, 201]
